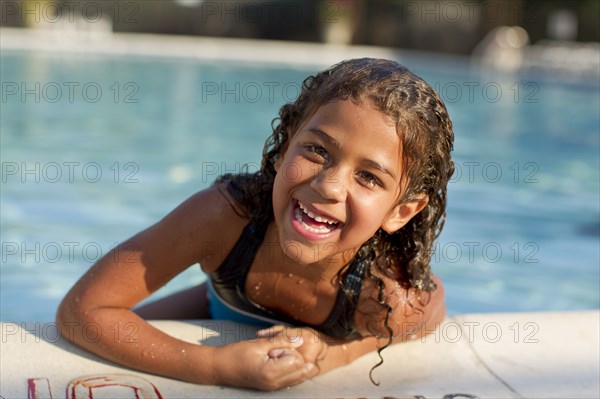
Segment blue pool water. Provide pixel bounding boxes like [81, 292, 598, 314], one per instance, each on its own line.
[1, 49, 599, 321]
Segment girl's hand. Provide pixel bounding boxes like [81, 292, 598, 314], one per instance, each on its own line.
[213, 334, 315, 391]
[257, 325, 329, 375]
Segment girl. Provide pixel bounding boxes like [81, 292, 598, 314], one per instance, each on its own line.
[57, 58, 455, 391]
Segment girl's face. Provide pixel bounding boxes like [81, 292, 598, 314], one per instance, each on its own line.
[273, 99, 412, 266]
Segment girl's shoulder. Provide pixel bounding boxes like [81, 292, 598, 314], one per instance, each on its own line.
[161, 183, 250, 273]
[173, 183, 248, 224]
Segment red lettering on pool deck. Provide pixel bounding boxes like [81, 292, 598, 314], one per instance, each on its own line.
[26, 375, 163, 399]
[28, 378, 52, 399]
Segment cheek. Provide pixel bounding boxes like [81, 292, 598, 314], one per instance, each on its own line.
[351, 196, 394, 229]
[278, 156, 312, 185]
[272, 172, 285, 211]
[272, 159, 304, 215]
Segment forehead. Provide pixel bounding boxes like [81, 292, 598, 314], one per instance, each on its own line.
[304, 100, 401, 152]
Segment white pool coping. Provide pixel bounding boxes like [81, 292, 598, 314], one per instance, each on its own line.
[0, 27, 470, 70]
[1, 311, 599, 398]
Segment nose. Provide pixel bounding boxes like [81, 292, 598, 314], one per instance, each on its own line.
[310, 165, 347, 202]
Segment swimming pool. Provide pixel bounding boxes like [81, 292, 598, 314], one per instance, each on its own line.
[1, 43, 598, 322]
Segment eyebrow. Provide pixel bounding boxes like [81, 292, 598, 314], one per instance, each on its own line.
[309, 128, 342, 148]
[307, 128, 398, 180]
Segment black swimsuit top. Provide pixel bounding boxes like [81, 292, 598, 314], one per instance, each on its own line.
[209, 220, 366, 339]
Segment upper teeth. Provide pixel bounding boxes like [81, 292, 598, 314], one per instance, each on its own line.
[298, 201, 338, 225]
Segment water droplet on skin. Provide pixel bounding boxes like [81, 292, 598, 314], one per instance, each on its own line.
[342, 344, 348, 351]
[297, 279, 304, 285]
[288, 273, 293, 278]
[142, 348, 156, 359]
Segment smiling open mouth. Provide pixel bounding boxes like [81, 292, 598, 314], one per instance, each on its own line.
[293, 200, 341, 234]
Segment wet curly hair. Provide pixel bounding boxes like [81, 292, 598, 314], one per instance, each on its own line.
[216, 58, 454, 381]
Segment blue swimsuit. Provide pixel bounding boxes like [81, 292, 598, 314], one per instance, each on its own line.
[207, 220, 366, 339]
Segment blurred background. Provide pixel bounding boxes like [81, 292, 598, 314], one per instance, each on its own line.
[1, 0, 599, 322]
[2, 0, 600, 52]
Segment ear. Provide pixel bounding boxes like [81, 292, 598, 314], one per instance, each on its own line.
[381, 195, 429, 234]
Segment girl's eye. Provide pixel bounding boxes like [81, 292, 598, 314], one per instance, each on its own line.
[357, 171, 382, 188]
[303, 143, 329, 162]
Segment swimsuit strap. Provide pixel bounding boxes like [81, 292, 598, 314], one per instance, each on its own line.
[209, 220, 271, 313]
[316, 257, 366, 339]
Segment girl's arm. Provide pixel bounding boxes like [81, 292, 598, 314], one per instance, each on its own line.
[257, 275, 446, 376]
[56, 186, 312, 390]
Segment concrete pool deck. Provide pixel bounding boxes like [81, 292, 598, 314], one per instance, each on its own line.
[1, 311, 599, 398]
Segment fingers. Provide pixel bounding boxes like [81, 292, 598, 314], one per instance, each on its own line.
[268, 348, 292, 359]
[256, 324, 286, 338]
[257, 326, 305, 348]
[224, 336, 317, 391]
[258, 326, 327, 369]
[265, 334, 303, 359]
[263, 335, 314, 383]
[261, 348, 314, 390]
[257, 325, 318, 344]
[303, 361, 318, 378]
[232, 335, 319, 391]
[267, 362, 313, 389]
